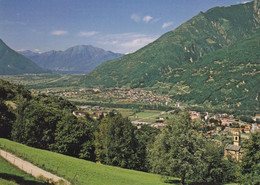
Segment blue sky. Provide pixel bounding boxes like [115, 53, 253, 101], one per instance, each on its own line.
[0, 0, 252, 54]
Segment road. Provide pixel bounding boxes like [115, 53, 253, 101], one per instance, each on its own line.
[0, 149, 70, 184]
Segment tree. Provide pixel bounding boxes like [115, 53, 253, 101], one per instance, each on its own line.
[202, 141, 239, 183]
[134, 125, 160, 171]
[52, 114, 96, 160]
[148, 111, 207, 185]
[94, 114, 138, 169]
[240, 131, 260, 185]
[94, 116, 110, 163]
[0, 100, 15, 138]
[22, 100, 61, 149]
[11, 96, 28, 142]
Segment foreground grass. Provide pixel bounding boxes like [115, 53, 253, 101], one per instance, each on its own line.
[0, 139, 178, 185]
[0, 156, 46, 185]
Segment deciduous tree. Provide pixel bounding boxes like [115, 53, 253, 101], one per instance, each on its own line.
[240, 131, 260, 185]
[148, 111, 206, 185]
[95, 114, 138, 169]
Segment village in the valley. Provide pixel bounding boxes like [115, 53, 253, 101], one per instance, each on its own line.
[41, 87, 260, 136]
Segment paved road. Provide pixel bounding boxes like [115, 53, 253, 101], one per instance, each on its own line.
[0, 149, 70, 184]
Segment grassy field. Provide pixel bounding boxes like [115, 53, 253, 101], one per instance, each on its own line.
[0, 74, 82, 90]
[0, 139, 179, 185]
[0, 155, 46, 185]
[113, 108, 135, 118]
[129, 110, 162, 121]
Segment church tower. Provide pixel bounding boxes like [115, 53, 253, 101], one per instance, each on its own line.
[233, 131, 240, 146]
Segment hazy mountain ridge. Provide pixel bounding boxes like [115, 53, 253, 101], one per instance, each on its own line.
[0, 39, 50, 75]
[80, 0, 260, 111]
[19, 45, 123, 73]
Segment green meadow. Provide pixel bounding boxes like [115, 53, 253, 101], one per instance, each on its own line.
[0, 139, 178, 185]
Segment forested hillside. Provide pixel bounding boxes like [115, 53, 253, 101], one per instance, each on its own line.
[169, 32, 260, 111]
[80, 0, 260, 111]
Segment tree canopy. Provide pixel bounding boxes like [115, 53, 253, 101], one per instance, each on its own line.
[148, 111, 207, 185]
[240, 131, 260, 185]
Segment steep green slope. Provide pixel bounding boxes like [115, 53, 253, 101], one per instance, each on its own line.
[167, 32, 260, 111]
[81, 0, 259, 88]
[0, 39, 50, 75]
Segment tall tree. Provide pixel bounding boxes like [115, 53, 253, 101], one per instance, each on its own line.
[148, 111, 206, 185]
[94, 116, 110, 163]
[0, 100, 15, 138]
[22, 100, 61, 149]
[202, 141, 239, 183]
[11, 96, 28, 142]
[95, 114, 138, 169]
[52, 114, 95, 160]
[134, 125, 160, 172]
[240, 131, 260, 185]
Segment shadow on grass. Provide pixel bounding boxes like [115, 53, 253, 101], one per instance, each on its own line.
[0, 173, 49, 185]
[164, 179, 181, 184]
[164, 180, 223, 185]
[189, 183, 222, 185]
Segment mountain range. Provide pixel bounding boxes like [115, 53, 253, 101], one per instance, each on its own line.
[19, 45, 123, 73]
[0, 39, 49, 75]
[80, 0, 260, 112]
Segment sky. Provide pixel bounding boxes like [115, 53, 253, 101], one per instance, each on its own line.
[0, 0, 252, 54]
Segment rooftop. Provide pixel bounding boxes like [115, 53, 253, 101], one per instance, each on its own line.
[225, 144, 241, 151]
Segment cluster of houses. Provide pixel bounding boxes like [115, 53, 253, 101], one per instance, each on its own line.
[73, 105, 113, 120]
[91, 88, 173, 106]
[188, 111, 260, 135]
[42, 88, 173, 107]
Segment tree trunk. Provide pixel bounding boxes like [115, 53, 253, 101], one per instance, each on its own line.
[181, 173, 186, 185]
[181, 177, 185, 185]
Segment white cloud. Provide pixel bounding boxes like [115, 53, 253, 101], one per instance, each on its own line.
[51, 30, 68, 36]
[162, 21, 174, 29]
[78, 31, 98, 37]
[143, 15, 153, 23]
[98, 32, 159, 54]
[131, 14, 160, 24]
[131, 14, 141, 23]
[120, 37, 155, 48]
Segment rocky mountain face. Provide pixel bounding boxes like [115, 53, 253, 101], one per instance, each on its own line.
[0, 39, 50, 75]
[80, 0, 260, 112]
[19, 45, 123, 73]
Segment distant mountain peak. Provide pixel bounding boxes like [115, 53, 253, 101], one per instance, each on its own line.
[19, 45, 123, 73]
